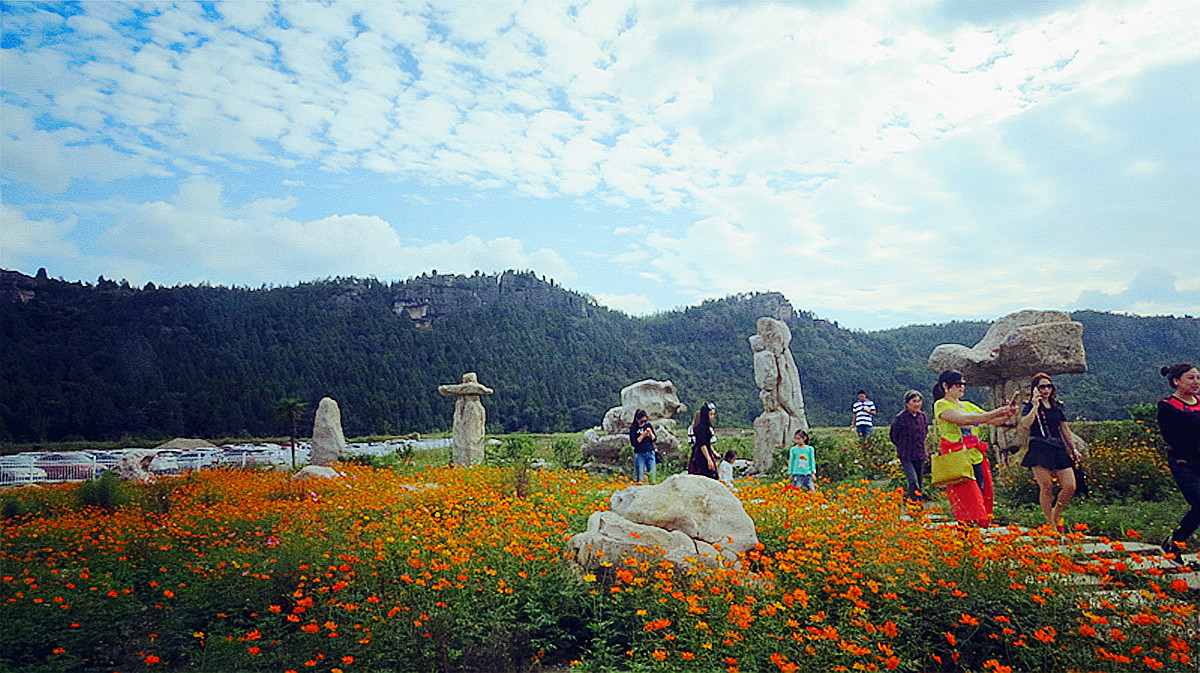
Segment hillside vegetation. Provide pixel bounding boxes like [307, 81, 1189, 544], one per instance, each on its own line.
[2, 268, 1197, 443]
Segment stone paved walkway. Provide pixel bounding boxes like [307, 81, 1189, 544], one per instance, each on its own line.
[907, 508, 1200, 592]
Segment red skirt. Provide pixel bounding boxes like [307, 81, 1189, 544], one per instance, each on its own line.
[941, 437, 993, 525]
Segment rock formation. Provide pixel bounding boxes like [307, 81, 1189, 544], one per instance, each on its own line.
[928, 309, 1087, 459]
[392, 270, 591, 327]
[565, 474, 759, 573]
[581, 379, 686, 473]
[292, 465, 342, 480]
[438, 372, 493, 467]
[112, 450, 159, 481]
[310, 397, 348, 466]
[749, 317, 808, 472]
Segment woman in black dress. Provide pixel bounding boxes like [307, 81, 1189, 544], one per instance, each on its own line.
[687, 403, 720, 480]
[1018, 372, 1080, 531]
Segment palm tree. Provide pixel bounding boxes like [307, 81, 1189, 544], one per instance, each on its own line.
[274, 397, 308, 469]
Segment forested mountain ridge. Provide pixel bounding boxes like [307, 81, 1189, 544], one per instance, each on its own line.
[2, 268, 1197, 443]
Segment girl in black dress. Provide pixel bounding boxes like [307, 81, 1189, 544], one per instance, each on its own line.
[1018, 373, 1081, 531]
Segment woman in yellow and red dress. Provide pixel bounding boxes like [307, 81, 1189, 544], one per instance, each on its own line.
[932, 370, 1016, 526]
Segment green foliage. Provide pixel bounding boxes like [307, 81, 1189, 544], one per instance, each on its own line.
[1127, 402, 1158, 425]
[551, 436, 583, 469]
[491, 434, 535, 498]
[75, 470, 130, 511]
[1082, 439, 1174, 502]
[491, 434, 535, 464]
[345, 453, 387, 469]
[138, 480, 180, 515]
[2, 496, 29, 519]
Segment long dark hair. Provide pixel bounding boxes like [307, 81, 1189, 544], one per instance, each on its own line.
[1029, 372, 1063, 410]
[629, 409, 648, 431]
[1161, 363, 1198, 389]
[695, 402, 715, 434]
[933, 370, 963, 401]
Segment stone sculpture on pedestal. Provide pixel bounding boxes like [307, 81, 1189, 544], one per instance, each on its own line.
[928, 309, 1087, 461]
[438, 372, 494, 467]
[749, 317, 808, 472]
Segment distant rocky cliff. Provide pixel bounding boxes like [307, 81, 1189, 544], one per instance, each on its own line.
[390, 270, 593, 327]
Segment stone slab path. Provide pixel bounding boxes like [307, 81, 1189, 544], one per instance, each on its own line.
[908, 508, 1200, 591]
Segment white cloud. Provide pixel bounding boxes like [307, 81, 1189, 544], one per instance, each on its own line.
[84, 176, 573, 287]
[2, 0, 1197, 328]
[0, 204, 81, 265]
[1073, 268, 1200, 316]
[595, 292, 656, 316]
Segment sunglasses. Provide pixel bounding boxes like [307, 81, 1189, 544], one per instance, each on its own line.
[950, 381, 966, 388]
[1037, 384, 1055, 390]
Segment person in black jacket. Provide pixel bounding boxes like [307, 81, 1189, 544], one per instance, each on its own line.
[628, 409, 657, 483]
[1158, 363, 1200, 562]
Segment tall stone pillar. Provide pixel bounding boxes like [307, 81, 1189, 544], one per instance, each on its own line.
[749, 317, 808, 472]
[311, 397, 348, 466]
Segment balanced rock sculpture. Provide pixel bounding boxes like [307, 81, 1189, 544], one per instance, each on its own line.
[310, 397, 348, 466]
[928, 309, 1087, 458]
[566, 474, 759, 573]
[749, 317, 808, 472]
[581, 379, 686, 473]
[438, 372, 493, 467]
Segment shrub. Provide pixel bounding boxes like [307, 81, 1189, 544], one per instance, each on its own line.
[75, 470, 130, 511]
[1081, 438, 1173, 501]
[491, 434, 535, 465]
[552, 437, 583, 469]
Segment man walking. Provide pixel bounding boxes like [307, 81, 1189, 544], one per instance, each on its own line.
[851, 390, 876, 437]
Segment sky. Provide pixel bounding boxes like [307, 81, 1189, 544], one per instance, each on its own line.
[2, 0, 1198, 331]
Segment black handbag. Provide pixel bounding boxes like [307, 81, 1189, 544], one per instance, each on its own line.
[1073, 464, 1089, 498]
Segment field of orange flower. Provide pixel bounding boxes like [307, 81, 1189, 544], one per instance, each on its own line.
[2, 463, 1196, 672]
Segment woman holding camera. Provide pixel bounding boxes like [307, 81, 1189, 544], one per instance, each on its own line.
[933, 370, 1015, 526]
[1018, 373, 1080, 532]
[628, 409, 657, 483]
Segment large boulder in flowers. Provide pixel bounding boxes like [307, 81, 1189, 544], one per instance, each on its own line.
[610, 474, 759, 555]
[566, 510, 717, 571]
[292, 465, 342, 480]
[565, 475, 759, 574]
